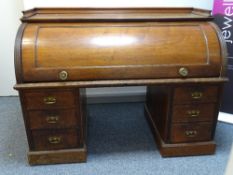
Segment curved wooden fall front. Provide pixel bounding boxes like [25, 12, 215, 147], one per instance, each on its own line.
[15, 8, 226, 83]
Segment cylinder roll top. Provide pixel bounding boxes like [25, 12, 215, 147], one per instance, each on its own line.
[15, 8, 226, 82]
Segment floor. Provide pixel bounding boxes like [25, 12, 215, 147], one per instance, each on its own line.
[0, 97, 232, 175]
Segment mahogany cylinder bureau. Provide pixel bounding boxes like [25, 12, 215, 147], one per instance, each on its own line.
[14, 8, 228, 165]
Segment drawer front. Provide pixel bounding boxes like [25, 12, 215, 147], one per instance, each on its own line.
[31, 129, 79, 151]
[172, 104, 216, 123]
[170, 123, 212, 143]
[173, 86, 219, 104]
[28, 109, 79, 129]
[24, 89, 77, 110]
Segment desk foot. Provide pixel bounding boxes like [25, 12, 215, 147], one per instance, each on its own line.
[144, 105, 216, 157]
[28, 145, 87, 165]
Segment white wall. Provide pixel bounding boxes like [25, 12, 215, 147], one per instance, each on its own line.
[0, 0, 24, 96]
[0, 0, 214, 96]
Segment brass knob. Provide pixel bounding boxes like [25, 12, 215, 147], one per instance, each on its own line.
[43, 96, 56, 105]
[48, 136, 61, 144]
[179, 67, 189, 77]
[46, 115, 59, 124]
[191, 92, 203, 99]
[187, 110, 200, 117]
[185, 130, 197, 137]
[59, 70, 68, 80]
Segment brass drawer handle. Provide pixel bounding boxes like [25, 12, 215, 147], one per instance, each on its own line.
[191, 92, 203, 99]
[44, 96, 56, 105]
[187, 110, 200, 117]
[185, 130, 198, 137]
[179, 67, 189, 77]
[46, 116, 59, 124]
[59, 70, 68, 80]
[48, 136, 61, 144]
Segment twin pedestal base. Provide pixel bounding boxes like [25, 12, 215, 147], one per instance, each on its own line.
[15, 82, 223, 165]
[27, 104, 216, 165]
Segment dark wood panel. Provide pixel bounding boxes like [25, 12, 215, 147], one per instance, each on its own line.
[31, 129, 80, 151]
[172, 103, 216, 123]
[146, 86, 172, 142]
[23, 89, 77, 110]
[170, 122, 212, 143]
[173, 85, 219, 104]
[28, 109, 79, 129]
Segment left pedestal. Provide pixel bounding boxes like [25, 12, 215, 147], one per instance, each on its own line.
[17, 87, 87, 165]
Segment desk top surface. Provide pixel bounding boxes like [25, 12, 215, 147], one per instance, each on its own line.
[21, 8, 212, 22]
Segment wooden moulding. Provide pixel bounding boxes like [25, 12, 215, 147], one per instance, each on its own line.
[144, 105, 216, 157]
[21, 7, 213, 23]
[14, 77, 228, 90]
[28, 145, 87, 165]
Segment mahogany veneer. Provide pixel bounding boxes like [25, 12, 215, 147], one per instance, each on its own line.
[14, 8, 228, 165]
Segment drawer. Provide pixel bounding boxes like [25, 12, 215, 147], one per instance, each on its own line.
[173, 86, 219, 104]
[170, 122, 212, 143]
[172, 103, 216, 123]
[31, 129, 80, 151]
[28, 109, 79, 129]
[23, 89, 77, 110]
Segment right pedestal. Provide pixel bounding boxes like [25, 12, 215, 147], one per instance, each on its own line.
[145, 84, 222, 157]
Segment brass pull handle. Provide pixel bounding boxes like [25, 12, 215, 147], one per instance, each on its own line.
[185, 130, 198, 137]
[59, 70, 68, 80]
[179, 67, 189, 77]
[46, 116, 59, 124]
[187, 110, 200, 117]
[44, 96, 56, 105]
[48, 136, 61, 144]
[191, 92, 203, 99]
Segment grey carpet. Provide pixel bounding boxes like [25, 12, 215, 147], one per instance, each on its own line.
[0, 97, 233, 175]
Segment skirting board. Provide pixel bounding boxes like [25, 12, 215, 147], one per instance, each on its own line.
[86, 92, 146, 104]
[218, 112, 233, 125]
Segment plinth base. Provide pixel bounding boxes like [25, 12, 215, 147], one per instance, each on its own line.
[28, 146, 87, 165]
